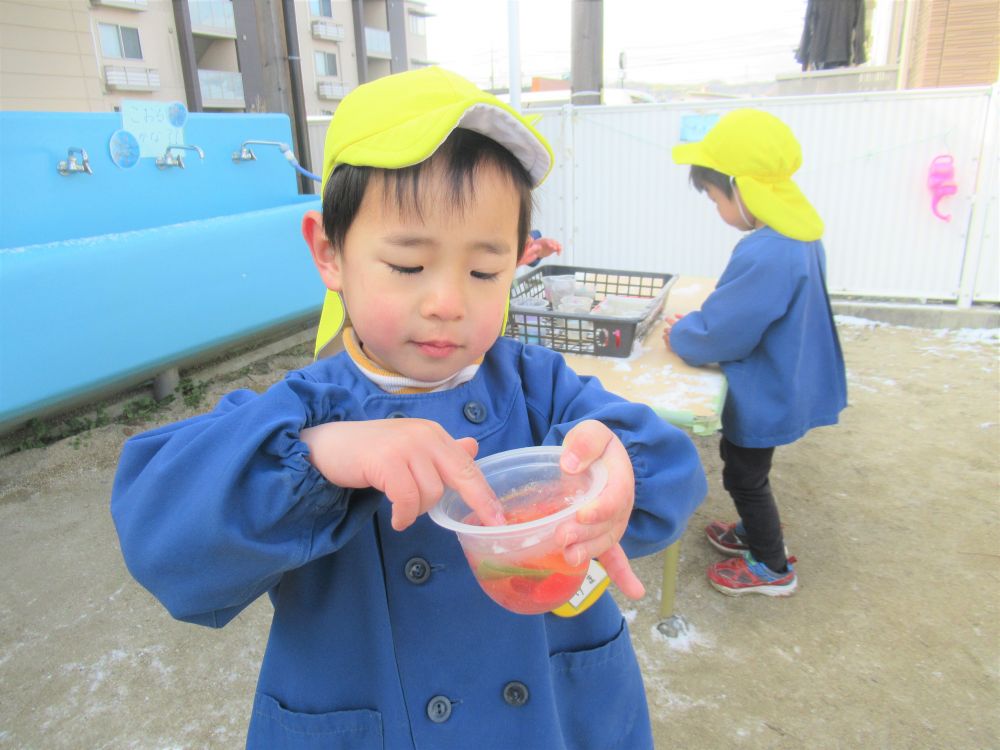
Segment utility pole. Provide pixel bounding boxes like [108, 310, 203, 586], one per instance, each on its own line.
[253, 0, 294, 116]
[508, 1, 521, 110]
[251, 0, 313, 193]
[571, 0, 603, 105]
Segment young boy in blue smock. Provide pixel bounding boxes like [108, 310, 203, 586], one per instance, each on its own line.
[665, 109, 847, 597]
[111, 67, 707, 750]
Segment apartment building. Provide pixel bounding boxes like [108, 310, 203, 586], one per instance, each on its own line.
[0, 0, 433, 114]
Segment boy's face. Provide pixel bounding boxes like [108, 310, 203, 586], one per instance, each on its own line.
[704, 183, 753, 231]
[313, 161, 520, 381]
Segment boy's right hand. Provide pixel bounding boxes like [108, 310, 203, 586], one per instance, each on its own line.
[301, 419, 505, 531]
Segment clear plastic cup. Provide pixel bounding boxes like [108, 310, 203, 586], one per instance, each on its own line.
[556, 296, 594, 347]
[429, 446, 608, 615]
[542, 274, 577, 310]
[574, 284, 597, 303]
[592, 295, 654, 318]
[511, 295, 549, 344]
[557, 295, 594, 314]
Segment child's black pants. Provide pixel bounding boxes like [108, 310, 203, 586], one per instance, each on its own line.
[719, 436, 789, 573]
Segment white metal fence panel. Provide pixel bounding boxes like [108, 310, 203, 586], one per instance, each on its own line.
[532, 86, 998, 304]
[306, 116, 331, 191]
[962, 86, 999, 303]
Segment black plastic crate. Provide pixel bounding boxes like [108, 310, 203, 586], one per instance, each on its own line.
[505, 264, 676, 358]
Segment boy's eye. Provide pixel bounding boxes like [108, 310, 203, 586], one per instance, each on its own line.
[471, 271, 500, 281]
[388, 264, 422, 275]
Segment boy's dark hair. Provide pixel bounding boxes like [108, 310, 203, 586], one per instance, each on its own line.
[323, 128, 534, 261]
[689, 165, 733, 198]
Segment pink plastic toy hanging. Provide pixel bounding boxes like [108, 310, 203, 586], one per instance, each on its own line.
[927, 155, 957, 222]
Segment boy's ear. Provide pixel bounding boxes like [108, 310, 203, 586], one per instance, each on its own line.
[302, 210, 342, 291]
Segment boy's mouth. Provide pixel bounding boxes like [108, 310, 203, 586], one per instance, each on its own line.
[414, 339, 460, 358]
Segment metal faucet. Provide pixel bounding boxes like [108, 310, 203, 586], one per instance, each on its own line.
[232, 139, 291, 162]
[156, 144, 205, 170]
[57, 147, 93, 176]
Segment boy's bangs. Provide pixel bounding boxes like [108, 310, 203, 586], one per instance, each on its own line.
[325, 129, 534, 259]
[382, 130, 531, 220]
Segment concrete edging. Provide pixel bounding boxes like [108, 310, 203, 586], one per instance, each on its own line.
[831, 300, 1000, 330]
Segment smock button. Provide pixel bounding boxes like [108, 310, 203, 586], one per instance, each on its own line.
[463, 400, 487, 424]
[387, 411, 407, 419]
[502, 681, 529, 707]
[404, 557, 431, 584]
[426, 695, 452, 723]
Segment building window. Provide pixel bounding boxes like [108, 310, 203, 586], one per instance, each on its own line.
[314, 51, 338, 77]
[408, 14, 426, 36]
[310, 0, 333, 18]
[99, 23, 142, 60]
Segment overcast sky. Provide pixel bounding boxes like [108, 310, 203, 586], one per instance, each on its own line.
[424, 0, 811, 89]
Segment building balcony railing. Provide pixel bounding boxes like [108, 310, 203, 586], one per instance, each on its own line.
[317, 81, 351, 100]
[90, 0, 148, 10]
[198, 68, 244, 108]
[364, 27, 391, 59]
[312, 20, 345, 42]
[775, 65, 899, 96]
[104, 65, 160, 91]
[188, 0, 236, 38]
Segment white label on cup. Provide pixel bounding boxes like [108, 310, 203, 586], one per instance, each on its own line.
[568, 559, 609, 608]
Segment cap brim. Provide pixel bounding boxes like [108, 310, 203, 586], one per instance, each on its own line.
[672, 141, 720, 171]
[457, 104, 551, 187]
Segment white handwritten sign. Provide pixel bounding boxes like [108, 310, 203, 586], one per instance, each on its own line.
[120, 100, 188, 158]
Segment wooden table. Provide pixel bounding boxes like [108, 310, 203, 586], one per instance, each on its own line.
[563, 276, 726, 623]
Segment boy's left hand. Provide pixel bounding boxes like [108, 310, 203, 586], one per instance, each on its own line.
[556, 420, 645, 600]
[661, 313, 683, 352]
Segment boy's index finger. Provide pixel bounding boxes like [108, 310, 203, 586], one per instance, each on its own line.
[439, 450, 505, 526]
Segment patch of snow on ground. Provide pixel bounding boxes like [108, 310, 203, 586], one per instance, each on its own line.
[650, 619, 713, 653]
[834, 315, 887, 328]
[846, 370, 899, 393]
[918, 329, 999, 357]
[936, 327, 999, 346]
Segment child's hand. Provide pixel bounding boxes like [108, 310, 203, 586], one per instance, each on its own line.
[556, 420, 645, 600]
[662, 313, 683, 352]
[302, 419, 504, 531]
[520, 237, 562, 266]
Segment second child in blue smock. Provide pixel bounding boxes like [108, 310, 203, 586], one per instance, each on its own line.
[667, 108, 847, 598]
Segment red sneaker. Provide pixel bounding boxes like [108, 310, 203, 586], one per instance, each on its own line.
[704, 520, 749, 555]
[707, 553, 798, 597]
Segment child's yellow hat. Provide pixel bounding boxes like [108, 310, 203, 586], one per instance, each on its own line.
[672, 109, 823, 242]
[321, 65, 553, 194]
[314, 66, 554, 359]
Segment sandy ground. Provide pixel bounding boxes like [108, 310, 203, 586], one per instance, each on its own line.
[0, 317, 997, 749]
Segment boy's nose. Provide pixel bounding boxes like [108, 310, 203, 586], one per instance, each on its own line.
[421, 279, 466, 320]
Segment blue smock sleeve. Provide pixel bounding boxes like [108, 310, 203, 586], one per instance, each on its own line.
[518, 346, 707, 558]
[110, 373, 378, 627]
[670, 239, 797, 366]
